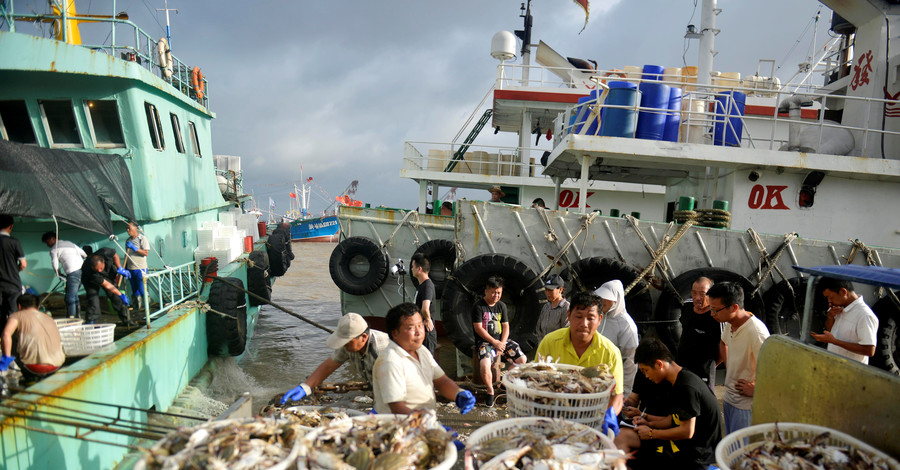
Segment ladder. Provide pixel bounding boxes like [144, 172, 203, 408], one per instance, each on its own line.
[444, 109, 492, 173]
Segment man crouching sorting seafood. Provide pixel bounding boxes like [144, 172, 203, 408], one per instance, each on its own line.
[615, 338, 723, 470]
[281, 312, 390, 404]
[536, 292, 625, 434]
[373, 303, 476, 415]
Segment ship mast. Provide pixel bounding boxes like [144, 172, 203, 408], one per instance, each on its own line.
[697, 0, 717, 91]
[515, 0, 534, 182]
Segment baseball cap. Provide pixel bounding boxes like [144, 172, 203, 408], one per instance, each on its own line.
[326, 313, 369, 349]
[544, 274, 564, 290]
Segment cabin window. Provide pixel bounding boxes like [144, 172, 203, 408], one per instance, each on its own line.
[170, 113, 185, 153]
[144, 102, 165, 150]
[39, 100, 82, 147]
[0, 100, 37, 144]
[83, 100, 125, 148]
[188, 121, 201, 157]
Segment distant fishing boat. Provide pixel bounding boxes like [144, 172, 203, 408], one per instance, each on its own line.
[282, 175, 360, 242]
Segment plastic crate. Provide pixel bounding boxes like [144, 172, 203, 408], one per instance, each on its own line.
[60, 324, 115, 356]
[54, 318, 84, 330]
[716, 423, 900, 470]
[465, 417, 620, 470]
[502, 363, 612, 429]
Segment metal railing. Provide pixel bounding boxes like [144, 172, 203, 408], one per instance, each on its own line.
[139, 261, 201, 324]
[403, 141, 546, 179]
[0, 0, 209, 108]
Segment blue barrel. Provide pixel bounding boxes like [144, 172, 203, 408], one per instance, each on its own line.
[713, 91, 747, 146]
[642, 64, 665, 81]
[600, 81, 640, 138]
[635, 82, 670, 141]
[569, 95, 600, 135]
[663, 87, 683, 142]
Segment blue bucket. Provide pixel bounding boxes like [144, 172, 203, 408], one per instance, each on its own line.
[569, 95, 600, 135]
[635, 82, 670, 141]
[600, 81, 640, 138]
[642, 64, 665, 81]
[663, 87, 683, 142]
[713, 91, 747, 146]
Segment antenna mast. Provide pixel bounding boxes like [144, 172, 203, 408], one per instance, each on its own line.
[156, 0, 178, 47]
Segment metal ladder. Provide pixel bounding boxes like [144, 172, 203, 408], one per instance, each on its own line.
[444, 109, 492, 172]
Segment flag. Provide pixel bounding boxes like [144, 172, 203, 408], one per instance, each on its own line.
[307, 177, 313, 183]
[574, 0, 589, 33]
[289, 192, 296, 198]
[269, 197, 275, 209]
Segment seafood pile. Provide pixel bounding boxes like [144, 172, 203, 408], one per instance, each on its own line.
[260, 405, 361, 427]
[135, 417, 306, 470]
[504, 363, 615, 394]
[466, 419, 626, 470]
[297, 409, 454, 470]
[735, 428, 893, 470]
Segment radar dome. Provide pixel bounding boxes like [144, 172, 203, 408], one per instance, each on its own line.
[491, 31, 516, 61]
[217, 175, 228, 194]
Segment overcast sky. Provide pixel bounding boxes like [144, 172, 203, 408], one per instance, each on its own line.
[73, 0, 832, 214]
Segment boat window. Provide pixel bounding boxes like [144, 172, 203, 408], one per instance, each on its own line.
[188, 121, 201, 157]
[39, 100, 83, 148]
[144, 102, 165, 150]
[0, 100, 37, 144]
[170, 113, 185, 153]
[83, 100, 125, 148]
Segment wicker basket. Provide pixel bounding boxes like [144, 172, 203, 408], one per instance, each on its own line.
[60, 324, 115, 356]
[716, 423, 900, 470]
[502, 363, 612, 429]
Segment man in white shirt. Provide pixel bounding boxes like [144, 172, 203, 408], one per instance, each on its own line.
[42, 232, 87, 319]
[811, 277, 878, 364]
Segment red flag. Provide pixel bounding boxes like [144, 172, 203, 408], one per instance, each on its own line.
[574, 0, 589, 32]
[289, 192, 296, 198]
[307, 177, 313, 183]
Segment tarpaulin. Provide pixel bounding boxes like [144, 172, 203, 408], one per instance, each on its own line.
[793, 264, 900, 290]
[0, 140, 135, 235]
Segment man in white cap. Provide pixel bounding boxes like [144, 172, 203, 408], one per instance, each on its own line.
[281, 312, 390, 404]
[594, 280, 639, 397]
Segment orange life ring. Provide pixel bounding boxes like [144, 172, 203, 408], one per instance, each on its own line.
[191, 67, 205, 100]
[601, 69, 626, 84]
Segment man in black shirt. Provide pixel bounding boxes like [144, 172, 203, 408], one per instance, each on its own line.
[411, 253, 437, 354]
[616, 337, 723, 470]
[676, 277, 721, 391]
[81, 248, 131, 326]
[0, 215, 26, 330]
[471, 276, 526, 406]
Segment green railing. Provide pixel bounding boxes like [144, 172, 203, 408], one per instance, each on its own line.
[139, 261, 201, 325]
[0, 0, 209, 107]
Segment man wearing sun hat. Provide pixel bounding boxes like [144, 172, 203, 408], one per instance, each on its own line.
[487, 185, 505, 202]
[281, 312, 390, 404]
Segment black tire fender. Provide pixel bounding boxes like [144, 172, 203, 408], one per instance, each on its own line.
[871, 294, 900, 375]
[267, 231, 287, 277]
[441, 254, 543, 356]
[328, 237, 389, 296]
[653, 267, 765, 353]
[409, 239, 456, 299]
[207, 276, 248, 357]
[560, 257, 653, 335]
[247, 249, 271, 306]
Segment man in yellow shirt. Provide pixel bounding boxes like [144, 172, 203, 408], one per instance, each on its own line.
[536, 291, 625, 415]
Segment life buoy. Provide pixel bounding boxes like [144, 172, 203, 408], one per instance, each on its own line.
[761, 277, 827, 337]
[247, 249, 271, 306]
[329, 237, 389, 296]
[653, 267, 765, 352]
[409, 239, 456, 299]
[191, 67, 205, 100]
[559, 257, 653, 332]
[441, 254, 543, 356]
[157, 38, 173, 79]
[266, 231, 288, 277]
[871, 294, 900, 375]
[601, 69, 626, 84]
[207, 276, 248, 356]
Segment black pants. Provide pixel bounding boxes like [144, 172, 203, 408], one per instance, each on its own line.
[0, 287, 20, 331]
[84, 288, 129, 324]
[423, 328, 437, 355]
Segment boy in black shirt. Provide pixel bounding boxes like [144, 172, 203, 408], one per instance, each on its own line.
[615, 337, 723, 470]
[471, 276, 526, 406]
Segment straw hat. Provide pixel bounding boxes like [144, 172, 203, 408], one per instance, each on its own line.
[488, 186, 506, 197]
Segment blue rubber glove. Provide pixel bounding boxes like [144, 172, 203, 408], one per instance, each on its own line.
[455, 390, 475, 415]
[126, 241, 138, 252]
[600, 407, 620, 436]
[280, 383, 311, 405]
[117, 267, 131, 279]
[119, 293, 130, 306]
[367, 408, 378, 415]
[442, 425, 465, 451]
[0, 355, 15, 372]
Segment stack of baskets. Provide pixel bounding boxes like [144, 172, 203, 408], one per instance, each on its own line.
[502, 363, 613, 430]
[58, 322, 115, 357]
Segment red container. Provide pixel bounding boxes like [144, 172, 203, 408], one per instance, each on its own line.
[200, 257, 217, 283]
[244, 236, 253, 253]
[257, 221, 267, 237]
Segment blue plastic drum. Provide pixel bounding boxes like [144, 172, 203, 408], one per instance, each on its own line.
[569, 94, 601, 135]
[663, 87, 683, 142]
[600, 81, 640, 138]
[713, 91, 747, 146]
[635, 82, 670, 141]
[642, 64, 665, 81]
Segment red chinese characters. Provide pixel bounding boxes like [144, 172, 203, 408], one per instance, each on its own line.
[850, 50, 874, 91]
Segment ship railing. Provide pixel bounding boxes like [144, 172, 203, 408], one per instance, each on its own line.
[496, 63, 603, 90]
[139, 261, 202, 325]
[403, 141, 548, 180]
[0, 2, 208, 107]
[556, 79, 900, 157]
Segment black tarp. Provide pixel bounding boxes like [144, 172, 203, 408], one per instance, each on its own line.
[0, 140, 136, 235]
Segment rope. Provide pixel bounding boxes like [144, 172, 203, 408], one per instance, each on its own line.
[846, 239, 898, 305]
[623, 219, 695, 296]
[535, 207, 559, 243]
[624, 215, 679, 303]
[381, 210, 418, 250]
[525, 212, 600, 294]
[747, 229, 798, 297]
